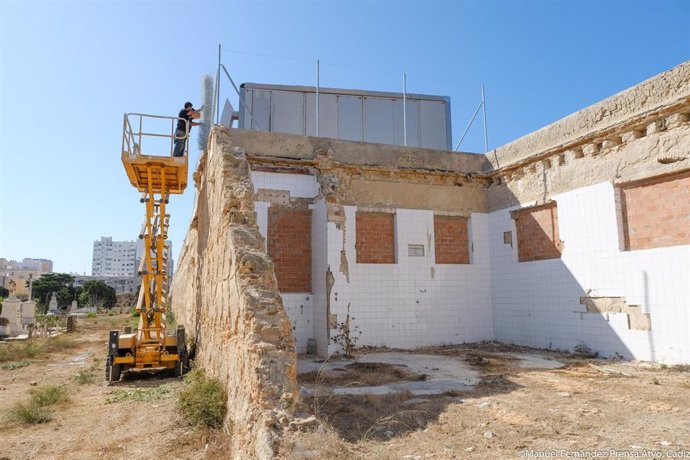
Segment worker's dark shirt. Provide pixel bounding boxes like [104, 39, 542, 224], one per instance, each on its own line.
[176, 108, 192, 132]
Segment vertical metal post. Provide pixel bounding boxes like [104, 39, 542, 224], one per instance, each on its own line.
[215, 44, 221, 125]
[316, 59, 320, 137]
[403, 72, 407, 147]
[481, 84, 488, 153]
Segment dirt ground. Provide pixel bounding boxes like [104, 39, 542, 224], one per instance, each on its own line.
[1, 316, 689, 459]
[289, 344, 690, 459]
[0, 315, 229, 460]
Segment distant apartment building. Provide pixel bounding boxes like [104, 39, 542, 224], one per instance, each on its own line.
[90, 237, 174, 288]
[0, 257, 53, 298]
[0, 258, 53, 271]
[91, 237, 138, 277]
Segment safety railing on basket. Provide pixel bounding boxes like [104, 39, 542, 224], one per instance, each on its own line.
[121, 113, 189, 158]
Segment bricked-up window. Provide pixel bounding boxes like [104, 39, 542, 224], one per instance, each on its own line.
[267, 207, 312, 292]
[620, 170, 690, 251]
[355, 211, 396, 263]
[434, 215, 470, 264]
[513, 202, 563, 262]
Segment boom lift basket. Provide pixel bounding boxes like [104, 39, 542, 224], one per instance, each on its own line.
[107, 113, 193, 382]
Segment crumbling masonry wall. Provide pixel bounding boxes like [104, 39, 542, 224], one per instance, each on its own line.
[237, 62, 690, 362]
[170, 127, 298, 458]
[172, 66, 690, 453]
[241, 130, 495, 355]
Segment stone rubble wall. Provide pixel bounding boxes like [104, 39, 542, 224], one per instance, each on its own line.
[171, 126, 299, 459]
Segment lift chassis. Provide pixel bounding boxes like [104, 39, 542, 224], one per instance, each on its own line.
[106, 113, 194, 382]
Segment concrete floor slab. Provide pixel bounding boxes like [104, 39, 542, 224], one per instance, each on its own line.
[496, 353, 565, 369]
[299, 352, 480, 396]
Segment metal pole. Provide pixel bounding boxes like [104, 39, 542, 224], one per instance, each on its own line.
[316, 59, 320, 137]
[454, 102, 483, 151]
[403, 72, 407, 147]
[220, 64, 262, 131]
[481, 85, 488, 153]
[215, 44, 221, 125]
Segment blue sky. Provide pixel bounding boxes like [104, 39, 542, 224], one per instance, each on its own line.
[0, 0, 688, 275]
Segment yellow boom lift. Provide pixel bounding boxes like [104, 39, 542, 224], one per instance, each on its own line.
[106, 112, 194, 382]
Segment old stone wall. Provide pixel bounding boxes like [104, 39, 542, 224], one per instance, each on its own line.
[171, 127, 299, 459]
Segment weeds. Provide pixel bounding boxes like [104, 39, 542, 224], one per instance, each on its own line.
[165, 309, 176, 327]
[7, 403, 54, 424]
[177, 368, 227, 428]
[0, 359, 31, 370]
[0, 335, 79, 362]
[6, 384, 69, 425]
[572, 344, 599, 358]
[29, 384, 69, 407]
[35, 315, 65, 328]
[86, 312, 97, 318]
[43, 335, 78, 353]
[0, 341, 44, 362]
[330, 304, 361, 358]
[106, 386, 171, 404]
[74, 369, 96, 385]
[669, 364, 690, 372]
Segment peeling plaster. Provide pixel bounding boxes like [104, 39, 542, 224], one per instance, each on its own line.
[326, 265, 335, 338]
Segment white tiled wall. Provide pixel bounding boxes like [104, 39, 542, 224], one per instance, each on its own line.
[281, 293, 314, 354]
[252, 171, 690, 363]
[324, 207, 494, 354]
[489, 181, 690, 364]
[251, 171, 319, 198]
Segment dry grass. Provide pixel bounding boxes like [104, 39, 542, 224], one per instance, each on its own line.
[0, 359, 30, 370]
[300, 362, 425, 387]
[177, 369, 227, 429]
[29, 385, 70, 407]
[106, 386, 171, 404]
[6, 402, 54, 424]
[5, 384, 70, 425]
[0, 335, 78, 362]
[305, 391, 450, 442]
[73, 368, 96, 385]
[282, 429, 357, 460]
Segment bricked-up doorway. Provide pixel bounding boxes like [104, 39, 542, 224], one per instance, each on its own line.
[619, 170, 690, 251]
[355, 211, 396, 264]
[512, 202, 563, 262]
[267, 207, 312, 292]
[434, 215, 470, 264]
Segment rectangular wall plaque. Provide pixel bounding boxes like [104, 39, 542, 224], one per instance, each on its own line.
[408, 244, 425, 257]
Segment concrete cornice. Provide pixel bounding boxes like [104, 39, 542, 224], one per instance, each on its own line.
[486, 61, 690, 174]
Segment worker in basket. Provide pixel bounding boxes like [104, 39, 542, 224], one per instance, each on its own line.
[173, 102, 201, 157]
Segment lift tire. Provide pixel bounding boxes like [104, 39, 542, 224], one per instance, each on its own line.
[175, 325, 189, 377]
[109, 364, 122, 383]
